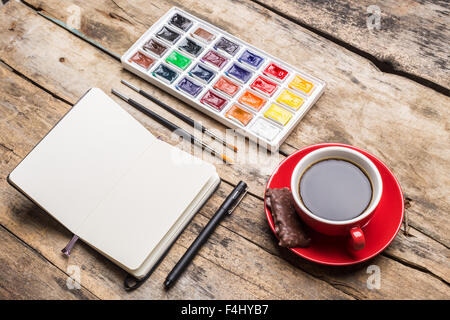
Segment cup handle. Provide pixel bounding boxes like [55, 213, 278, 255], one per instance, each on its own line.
[349, 227, 365, 251]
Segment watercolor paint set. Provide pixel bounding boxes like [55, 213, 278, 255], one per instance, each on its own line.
[121, 7, 326, 150]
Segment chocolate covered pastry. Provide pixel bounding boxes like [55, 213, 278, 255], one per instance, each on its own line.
[266, 188, 311, 248]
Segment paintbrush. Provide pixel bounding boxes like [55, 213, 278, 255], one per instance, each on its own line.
[111, 89, 232, 164]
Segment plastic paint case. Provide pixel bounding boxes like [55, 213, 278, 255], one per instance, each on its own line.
[121, 7, 326, 150]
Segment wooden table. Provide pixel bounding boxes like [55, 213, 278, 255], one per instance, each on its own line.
[0, 0, 449, 299]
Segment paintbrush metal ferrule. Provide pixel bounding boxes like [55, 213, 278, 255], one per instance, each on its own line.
[121, 80, 140, 93]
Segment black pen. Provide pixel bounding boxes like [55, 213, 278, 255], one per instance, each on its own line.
[164, 181, 248, 288]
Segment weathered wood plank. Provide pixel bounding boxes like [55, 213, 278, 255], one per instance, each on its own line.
[0, 54, 351, 299]
[19, 0, 450, 248]
[0, 224, 97, 300]
[253, 0, 450, 90]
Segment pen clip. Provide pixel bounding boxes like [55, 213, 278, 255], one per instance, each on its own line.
[228, 187, 248, 215]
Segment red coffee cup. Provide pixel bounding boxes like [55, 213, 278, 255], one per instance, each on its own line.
[290, 147, 383, 251]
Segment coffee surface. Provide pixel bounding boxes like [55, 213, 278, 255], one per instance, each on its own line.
[299, 159, 372, 221]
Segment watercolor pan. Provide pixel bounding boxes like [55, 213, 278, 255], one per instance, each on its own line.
[178, 38, 203, 56]
[189, 63, 216, 83]
[214, 37, 240, 56]
[213, 76, 240, 97]
[152, 64, 179, 84]
[276, 89, 304, 110]
[122, 7, 326, 150]
[143, 38, 168, 57]
[166, 51, 192, 70]
[191, 26, 216, 43]
[201, 50, 228, 69]
[226, 63, 253, 83]
[200, 90, 228, 111]
[238, 90, 266, 111]
[128, 51, 155, 70]
[168, 13, 193, 31]
[238, 50, 265, 69]
[225, 105, 253, 126]
[155, 26, 181, 43]
[289, 75, 315, 95]
[250, 118, 281, 141]
[264, 103, 293, 126]
[250, 76, 278, 96]
[263, 63, 289, 82]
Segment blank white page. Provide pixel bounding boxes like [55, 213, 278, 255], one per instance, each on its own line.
[8, 88, 156, 233]
[77, 139, 216, 270]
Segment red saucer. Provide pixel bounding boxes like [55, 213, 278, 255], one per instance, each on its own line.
[265, 143, 404, 265]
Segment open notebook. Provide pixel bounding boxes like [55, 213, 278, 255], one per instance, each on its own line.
[8, 88, 220, 279]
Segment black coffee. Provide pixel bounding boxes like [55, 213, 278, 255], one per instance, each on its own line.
[299, 158, 373, 221]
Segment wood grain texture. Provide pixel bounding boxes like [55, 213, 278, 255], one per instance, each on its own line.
[253, 0, 450, 90]
[0, 56, 351, 299]
[0, 0, 449, 299]
[14, 0, 450, 258]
